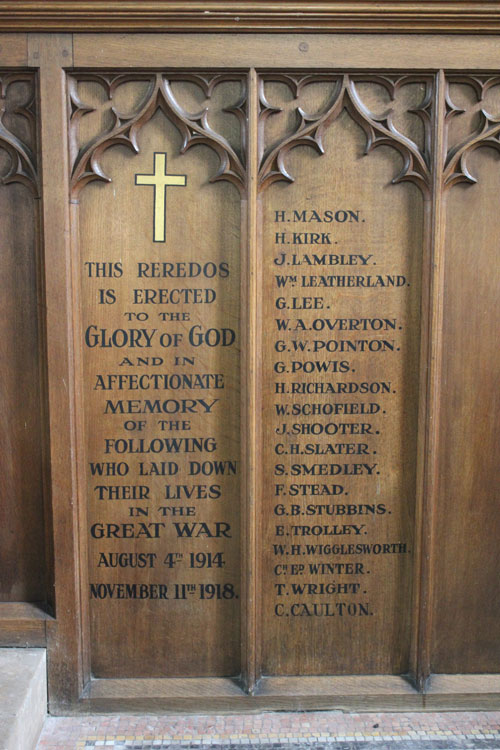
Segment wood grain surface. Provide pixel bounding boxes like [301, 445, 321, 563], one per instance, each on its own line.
[258, 78, 424, 676]
[432, 142, 500, 673]
[73, 75, 243, 677]
[0, 71, 47, 604]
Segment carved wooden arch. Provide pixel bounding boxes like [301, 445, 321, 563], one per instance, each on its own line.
[0, 71, 38, 196]
[444, 74, 500, 189]
[69, 72, 247, 198]
[257, 73, 433, 196]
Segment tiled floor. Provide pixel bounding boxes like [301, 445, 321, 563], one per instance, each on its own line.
[36, 711, 500, 749]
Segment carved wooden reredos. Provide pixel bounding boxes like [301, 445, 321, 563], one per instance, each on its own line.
[1, 16, 499, 712]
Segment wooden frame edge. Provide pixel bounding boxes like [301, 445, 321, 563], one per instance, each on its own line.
[2, 2, 500, 34]
[29, 32, 89, 710]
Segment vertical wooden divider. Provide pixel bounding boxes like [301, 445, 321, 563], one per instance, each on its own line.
[35, 174, 55, 621]
[28, 33, 88, 709]
[241, 68, 261, 694]
[411, 69, 446, 692]
[69, 200, 91, 687]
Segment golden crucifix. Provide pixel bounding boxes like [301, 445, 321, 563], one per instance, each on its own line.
[135, 152, 187, 242]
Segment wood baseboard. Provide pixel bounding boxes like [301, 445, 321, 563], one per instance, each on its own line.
[47, 673, 500, 714]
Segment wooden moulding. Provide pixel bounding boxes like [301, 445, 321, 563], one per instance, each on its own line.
[2, 2, 500, 34]
[0, 603, 52, 647]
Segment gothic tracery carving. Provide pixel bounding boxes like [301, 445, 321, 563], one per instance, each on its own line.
[0, 72, 38, 195]
[69, 73, 247, 198]
[69, 70, 500, 199]
[444, 75, 500, 188]
[258, 73, 433, 196]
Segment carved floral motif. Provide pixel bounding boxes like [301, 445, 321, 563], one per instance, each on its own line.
[69, 73, 246, 197]
[0, 72, 38, 195]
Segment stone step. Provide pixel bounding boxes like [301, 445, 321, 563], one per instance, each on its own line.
[0, 649, 46, 750]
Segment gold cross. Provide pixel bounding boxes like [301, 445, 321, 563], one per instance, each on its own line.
[135, 152, 187, 242]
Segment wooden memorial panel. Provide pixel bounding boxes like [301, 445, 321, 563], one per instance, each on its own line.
[71, 73, 244, 677]
[0, 22, 499, 710]
[259, 75, 426, 675]
[431, 76, 500, 674]
[0, 71, 50, 605]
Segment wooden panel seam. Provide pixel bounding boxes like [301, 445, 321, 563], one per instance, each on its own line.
[411, 69, 446, 692]
[240, 66, 260, 695]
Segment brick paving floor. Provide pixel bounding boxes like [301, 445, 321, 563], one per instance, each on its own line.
[36, 711, 500, 749]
